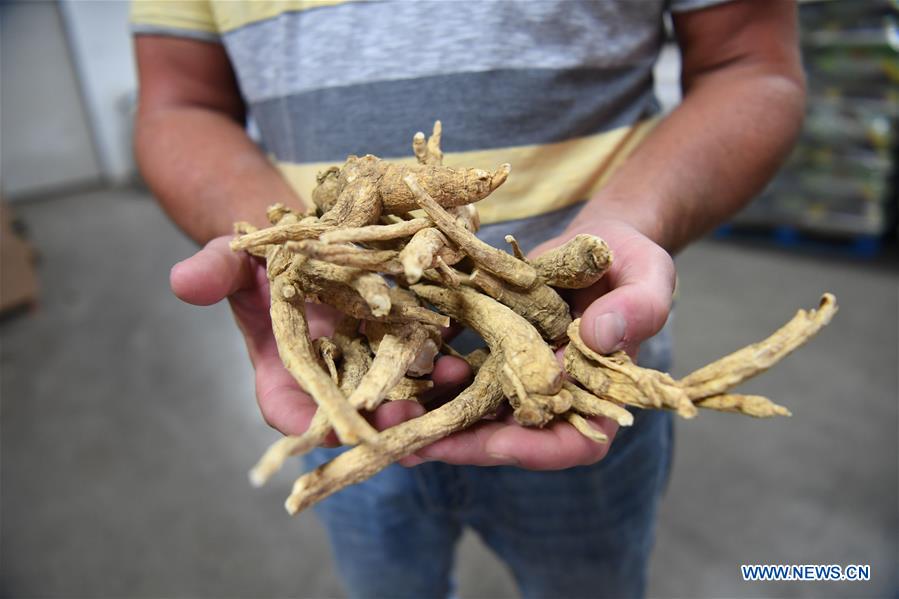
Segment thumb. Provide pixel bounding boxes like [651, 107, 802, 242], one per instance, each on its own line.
[579, 242, 674, 355]
[170, 236, 256, 306]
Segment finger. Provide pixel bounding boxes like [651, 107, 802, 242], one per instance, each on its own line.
[369, 400, 425, 431]
[484, 417, 617, 469]
[411, 417, 617, 469]
[170, 236, 256, 306]
[579, 240, 674, 354]
[414, 355, 474, 409]
[564, 278, 610, 318]
[252, 320, 318, 436]
[430, 355, 472, 389]
[401, 420, 509, 467]
[255, 356, 317, 436]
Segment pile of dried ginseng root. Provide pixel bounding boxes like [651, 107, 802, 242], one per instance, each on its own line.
[229, 122, 838, 516]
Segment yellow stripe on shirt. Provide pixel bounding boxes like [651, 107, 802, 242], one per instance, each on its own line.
[131, 0, 352, 35]
[130, 0, 219, 34]
[211, 0, 350, 32]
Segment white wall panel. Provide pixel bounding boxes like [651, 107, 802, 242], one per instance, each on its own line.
[0, 2, 102, 198]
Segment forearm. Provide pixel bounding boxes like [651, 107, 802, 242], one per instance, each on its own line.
[575, 64, 804, 253]
[135, 106, 304, 244]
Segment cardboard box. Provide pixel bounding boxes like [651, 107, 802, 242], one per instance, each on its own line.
[1, 200, 39, 314]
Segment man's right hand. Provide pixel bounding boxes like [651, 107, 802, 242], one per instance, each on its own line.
[169, 237, 471, 439]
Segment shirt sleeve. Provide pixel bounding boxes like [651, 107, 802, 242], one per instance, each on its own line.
[130, 0, 220, 42]
[668, 0, 738, 13]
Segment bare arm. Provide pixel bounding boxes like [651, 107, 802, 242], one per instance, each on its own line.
[574, 0, 805, 253]
[532, 0, 806, 355]
[134, 36, 305, 244]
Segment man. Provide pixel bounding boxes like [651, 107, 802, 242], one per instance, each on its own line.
[132, 1, 804, 596]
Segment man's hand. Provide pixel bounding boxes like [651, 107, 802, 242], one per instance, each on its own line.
[539, 220, 676, 359]
[402, 219, 675, 470]
[169, 237, 470, 439]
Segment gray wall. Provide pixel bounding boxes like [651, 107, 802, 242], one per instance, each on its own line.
[1, 1, 102, 198]
[59, 0, 137, 184]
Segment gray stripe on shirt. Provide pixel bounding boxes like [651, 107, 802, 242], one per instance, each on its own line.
[251, 66, 660, 163]
[224, 0, 667, 103]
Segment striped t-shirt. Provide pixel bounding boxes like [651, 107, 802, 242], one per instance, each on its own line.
[132, 0, 731, 224]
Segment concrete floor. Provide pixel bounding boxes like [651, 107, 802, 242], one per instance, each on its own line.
[1, 189, 896, 598]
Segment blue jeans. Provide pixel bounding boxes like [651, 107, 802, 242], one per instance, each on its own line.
[305, 204, 675, 598]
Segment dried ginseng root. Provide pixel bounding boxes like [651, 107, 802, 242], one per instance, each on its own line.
[678, 293, 838, 401]
[285, 355, 505, 515]
[266, 249, 379, 446]
[227, 121, 837, 516]
[563, 293, 838, 420]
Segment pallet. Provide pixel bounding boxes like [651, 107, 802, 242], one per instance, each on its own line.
[713, 223, 883, 258]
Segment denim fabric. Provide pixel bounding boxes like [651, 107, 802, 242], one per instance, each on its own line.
[306, 408, 672, 599]
[304, 203, 675, 598]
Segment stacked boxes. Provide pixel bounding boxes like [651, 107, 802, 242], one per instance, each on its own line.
[735, 0, 898, 239]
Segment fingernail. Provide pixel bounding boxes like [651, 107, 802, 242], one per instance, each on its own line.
[485, 434, 522, 466]
[593, 312, 626, 353]
[488, 453, 520, 466]
[487, 451, 521, 466]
